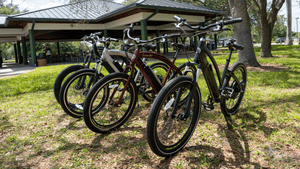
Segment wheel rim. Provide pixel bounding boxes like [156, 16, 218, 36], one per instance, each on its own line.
[89, 78, 134, 130]
[224, 66, 246, 113]
[154, 82, 199, 152]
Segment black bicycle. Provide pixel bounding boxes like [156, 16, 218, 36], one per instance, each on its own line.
[147, 16, 247, 157]
[53, 33, 103, 104]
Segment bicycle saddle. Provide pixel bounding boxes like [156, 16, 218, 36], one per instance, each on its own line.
[123, 44, 135, 48]
[171, 43, 185, 51]
[141, 44, 157, 51]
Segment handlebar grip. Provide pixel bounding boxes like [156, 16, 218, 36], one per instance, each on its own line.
[129, 23, 134, 30]
[110, 38, 119, 42]
[94, 32, 102, 36]
[81, 35, 89, 40]
[223, 18, 242, 25]
[173, 15, 186, 22]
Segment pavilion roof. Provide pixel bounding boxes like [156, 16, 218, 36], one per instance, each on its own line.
[5, 0, 124, 24]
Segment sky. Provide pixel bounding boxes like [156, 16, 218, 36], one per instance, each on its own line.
[4, 0, 300, 32]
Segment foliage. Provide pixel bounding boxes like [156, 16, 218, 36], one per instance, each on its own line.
[272, 15, 287, 39]
[0, 0, 28, 59]
[123, 0, 137, 4]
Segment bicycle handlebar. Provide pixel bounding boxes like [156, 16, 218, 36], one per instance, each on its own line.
[125, 24, 181, 44]
[223, 18, 243, 25]
[173, 15, 242, 32]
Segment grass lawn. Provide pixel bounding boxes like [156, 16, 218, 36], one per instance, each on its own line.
[0, 45, 300, 168]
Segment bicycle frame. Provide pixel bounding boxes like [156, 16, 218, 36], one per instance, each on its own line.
[76, 45, 134, 91]
[114, 46, 183, 105]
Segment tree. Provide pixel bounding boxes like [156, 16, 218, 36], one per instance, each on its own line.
[228, 0, 260, 66]
[285, 0, 292, 45]
[250, 0, 285, 57]
[0, 0, 27, 59]
[272, 15, 287, 39]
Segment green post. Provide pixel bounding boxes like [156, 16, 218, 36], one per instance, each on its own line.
[141, 19, 147, 51]
[194, 36, 198, 50]
[103, 29, 108, 38]
[57, 42, 60, 55]
[17, 40, 23, 64]
[214, 34, 217, 50]
[156, 29, 160, 54]
[29, 29, 37, 67]
[14, 43, 18, 63]
[140, 19, 148, 40]
[21, 37, 28, 65]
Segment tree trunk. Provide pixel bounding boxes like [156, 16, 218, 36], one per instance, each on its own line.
[286, 0, 293, 45]
[260, 14, 273, 57]
[228, 0, 260, 67]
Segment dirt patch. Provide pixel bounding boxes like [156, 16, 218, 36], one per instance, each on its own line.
[218, 63, 289, 72]
[258, 55, 289, 58]
[246, 63, 289, 72]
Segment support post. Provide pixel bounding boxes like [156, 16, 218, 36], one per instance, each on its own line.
[29, 29, 37, 67]
[17, 40, 23, 64]
[194, 36, 198, 50]
[14, 43, 18, 63]
[57, 42, 60, 56]
[214, 34, 217, 50]
[21, 37, 28, 65]
[103, 29, 108, 38]
[140, 19, 148, 51]
[156, 29, 160, 54]
[166, 42, 169, 53]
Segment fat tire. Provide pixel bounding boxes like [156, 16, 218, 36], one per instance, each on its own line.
[83, 72, 138, 133]
[54, 65, 84, 103]
[147, 76, 201, 157]
[59, 68, 104, 118]
[221, 62, 247, 116]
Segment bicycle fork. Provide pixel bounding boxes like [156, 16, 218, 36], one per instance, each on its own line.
[174, 62, 201, 121]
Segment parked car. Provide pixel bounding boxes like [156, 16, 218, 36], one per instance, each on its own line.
[275, 37, 286, 44]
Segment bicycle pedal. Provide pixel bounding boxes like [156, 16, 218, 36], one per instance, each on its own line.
[221, 87, 234, 98]
[203, 103, 214, 111]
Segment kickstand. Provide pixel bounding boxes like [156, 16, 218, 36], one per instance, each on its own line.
[223, 112, 233, 130]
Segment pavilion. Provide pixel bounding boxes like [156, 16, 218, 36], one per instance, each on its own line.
[0, 0, 225, 66]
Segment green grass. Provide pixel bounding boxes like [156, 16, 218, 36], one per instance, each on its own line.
[0, 45, 300, 168]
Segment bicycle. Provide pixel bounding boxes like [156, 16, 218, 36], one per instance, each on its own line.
[147, 15, 247, 157]
[82, 24, 196, 133]
[59, 32, 168, 118]
[53, 33, 103, 104]
[59, 33, 133, 118]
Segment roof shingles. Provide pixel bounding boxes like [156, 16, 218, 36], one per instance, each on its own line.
[6, 0, 225, 24]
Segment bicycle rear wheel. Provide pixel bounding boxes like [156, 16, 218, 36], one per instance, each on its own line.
[54, 65, 84, 103]
[147, 76, 201, 157]
[221, 62, 247, 116]
[83, 72, 138, 133]
[140, 62, 169, 102]
[59, 69, 105, 118]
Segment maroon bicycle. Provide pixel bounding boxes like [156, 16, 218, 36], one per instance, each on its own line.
[82, 24, 195, 133]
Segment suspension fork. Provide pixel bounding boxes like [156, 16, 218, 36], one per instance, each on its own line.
[180, 63, 201, 120]
[108, 65, 134, 105]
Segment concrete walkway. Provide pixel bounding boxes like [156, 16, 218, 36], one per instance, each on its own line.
[0, 61, 75, 79]
[0, 62, 36, 79]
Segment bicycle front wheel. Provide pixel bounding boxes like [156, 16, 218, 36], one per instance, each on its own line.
[147, 76, 201, 157]
[59, 69, 104, 118]
[54, 65, 84, 103]
[83, 73, 138, 133]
